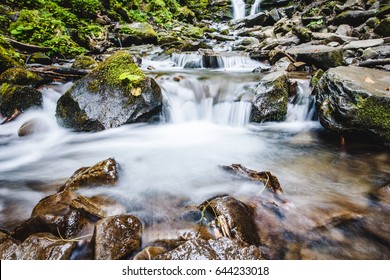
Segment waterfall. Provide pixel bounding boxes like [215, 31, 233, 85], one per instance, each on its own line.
[159, 74, 255, 126]
[231, 0, 246, 20]
[250, 0, 262, 15]
[171, 53, 202, 68]
[286, 79, 316, 122]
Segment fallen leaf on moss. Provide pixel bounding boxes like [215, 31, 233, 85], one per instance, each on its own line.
[131, 87, 142, 96]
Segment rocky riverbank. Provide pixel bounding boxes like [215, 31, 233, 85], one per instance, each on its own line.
[0, 0, 389, 260]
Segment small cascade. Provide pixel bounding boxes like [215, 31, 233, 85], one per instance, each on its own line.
[171, 53, 202, 68]
[286, 79, 316, 122]
[250, 0, 262, 15]
[171, 52, 262, 70]
[158, 74, 256, 126]
[231, 0, 246, 20]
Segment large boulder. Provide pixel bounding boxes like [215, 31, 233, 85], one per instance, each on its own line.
[56, 51, 163, 132]
[250, 71, 289, 123]
[0, 83, 42, 117]
[333, 10, 378, 26]
[119, 22, 158, 46]
[316, 66, 390, 146]
[286, 44, 344, 70]
[153, 237, 263, 260]
[92, 215, 142, 260]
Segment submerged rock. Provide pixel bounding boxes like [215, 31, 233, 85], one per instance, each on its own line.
[92, 215, 142, 260]
[0, 84, 42, 117]
[316, 66, 390, 146]
[250, 71, 289, 123]
[18, 118, 50, 137]
[56, 51, 163, 132]
[153, 237, 263, 260]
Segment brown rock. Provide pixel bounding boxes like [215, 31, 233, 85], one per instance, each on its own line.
[0, 237, 20, 260]
[59, 158, 118, 191]
[93, 215, 142, 260]
[133, 246, 167, 260]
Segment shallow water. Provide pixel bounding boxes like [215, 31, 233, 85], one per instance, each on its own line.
[0, 54, 389, 259]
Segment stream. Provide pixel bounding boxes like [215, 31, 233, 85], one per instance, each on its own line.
[0, 50, 389, 259]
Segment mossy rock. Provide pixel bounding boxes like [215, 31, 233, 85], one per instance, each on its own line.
[0, 36, 22, 73]
[28, 52, 52, 65]
[0, 83, 43, 116]
[374, 18, 390, 37]
[119, 22, 158, 46]
[56, 51, 163, 132]
[0, 67, 43, 87]
[316, 66, 390, 146]
[72, 55, 98, 70]
[250, 71, 289, 123]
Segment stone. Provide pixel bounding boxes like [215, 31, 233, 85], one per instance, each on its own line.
[16, 233, 76, 260]
[0, 36, 22, 73]
[18, 118, 49, 137]
[360, 48, 379, 61]
[59, 158, 118, 191]
[335, 24, 353, 37]
[28, 52, 52, 65]
[250, 71, 289, 122]
[119, 22, 158, 46]
[199, 195, 260, 245]
[287, 44, 344, 70]
[232, 12, 273, 28]
[72, 55, 98, 70]
[333, 10, 378, 27]
[316, 66, 390, 146]
[343, 39, 384, 50]
[0, 84, 42, 117]
[0, 67, 43, 87]
[93, 215, 142, 260]
[153, 238, 263, 260]
[0, 237, 19, 260]
[133, 246, 167, 260]
[56, 51, 163, 132]
[374, 18, 390, 37]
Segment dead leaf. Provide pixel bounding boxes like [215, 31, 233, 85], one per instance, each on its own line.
[131, 87, 142, 96]
[386, 87, 390, 91]
[365, 77, 375, 84]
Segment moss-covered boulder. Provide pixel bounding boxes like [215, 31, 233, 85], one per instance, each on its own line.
[28, 52, 52, 65]
[287, 44, 344, 70]
[56, 51, 163, 132]
[0, 67, 43, 87]
[316, 66, 390, 146]
[0, 83, 42, 116]
[333, 9, 378, 27]
[374, 18, 390, 37]
[119, 22, 158, 46]
[250, 71, 289, 123]
[0, 36, 22, 73]
[72, 55, 98, 70]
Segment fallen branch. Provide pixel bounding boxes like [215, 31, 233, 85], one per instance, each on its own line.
[29, 66, 90, 82]
[5, 37, 52, 53]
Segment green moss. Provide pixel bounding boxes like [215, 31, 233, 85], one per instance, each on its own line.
[42, 35, 86, 58]
[357, 96, 390, 132]
[0, 35, 23, 73]
[93, 51, 145, 92]
[0, 67, 43, 86]
[184, 25, 204, 39]
[72, 55, 97, 69]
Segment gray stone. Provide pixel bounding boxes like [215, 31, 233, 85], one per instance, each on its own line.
[343, 39, 384, 50]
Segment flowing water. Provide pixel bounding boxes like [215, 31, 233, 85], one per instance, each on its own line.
[0, 52, 389, 259]
[231, 0, 246, 20]
[250, 0, 262, 15]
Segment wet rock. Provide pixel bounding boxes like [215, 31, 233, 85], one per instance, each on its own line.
[28, 52, 52, 65]
[343, 39, 384, 50]
[371, 183, 390, 204]
[133, 246, 167, 260]
[0, 67, 43, 87]
[0, 84, 42, 117]
[316, 66, 390, 146]
[287, 44, 344, 70]
[199, 195, 260, 245]
[18, 118, 49, 137]
[222, 164, 283, 194]
[232, 12, 273, 28]
[93, 215, 142, 260]
[374, 18, 390, 37]
[60, 158, 118, 191]
[184, 60, 202, 69]
[72, 55, 98, 70]
[56, 51, 163, 132]
[250, 71, 289, 122]
[17, 233, 76, 260]
[333, 10, 378, 27]
[154, 238, 263, 260]
[206, 33, 236, 42]
[0, 237, 20, 260]
[119, 22, 158, 46]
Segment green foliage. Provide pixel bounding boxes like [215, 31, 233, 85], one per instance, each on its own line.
[42, 35, 86, 57]
[69, 0, 103, 18]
